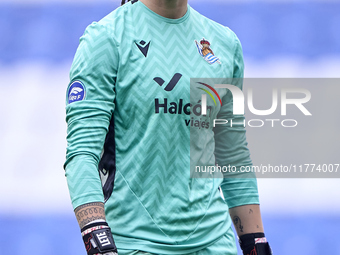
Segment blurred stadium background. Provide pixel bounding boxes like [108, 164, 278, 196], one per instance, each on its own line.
[0, 0, 339, 254]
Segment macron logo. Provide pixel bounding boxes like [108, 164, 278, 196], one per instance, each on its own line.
[135, 40, 150, 57]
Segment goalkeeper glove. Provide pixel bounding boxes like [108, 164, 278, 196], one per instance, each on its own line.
[81, 221, 118, 255]
[239, 233, 272, 255]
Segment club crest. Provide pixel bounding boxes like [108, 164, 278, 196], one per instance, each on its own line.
[195, 38, 221, 65]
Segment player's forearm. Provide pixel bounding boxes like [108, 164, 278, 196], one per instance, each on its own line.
[74, 202, 106, 229]
[229, 204, 264, 237]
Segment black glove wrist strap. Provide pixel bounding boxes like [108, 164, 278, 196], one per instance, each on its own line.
[239, 233, 272, 255]
[81, 221, 117, 255]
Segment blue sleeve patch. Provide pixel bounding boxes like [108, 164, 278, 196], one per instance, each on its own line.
[68, 81, 86, 104]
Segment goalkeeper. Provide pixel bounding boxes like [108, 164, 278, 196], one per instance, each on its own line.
[64, 0, 273, 254]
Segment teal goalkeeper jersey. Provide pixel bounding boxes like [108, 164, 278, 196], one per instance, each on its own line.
[65, 1, 259, 254]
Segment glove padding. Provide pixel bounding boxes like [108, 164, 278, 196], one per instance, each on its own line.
[239, 233, 272, 255]
[81, 221, 118, 255]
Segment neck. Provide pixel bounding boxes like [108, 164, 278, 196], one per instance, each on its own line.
[140, 0, 188, 19]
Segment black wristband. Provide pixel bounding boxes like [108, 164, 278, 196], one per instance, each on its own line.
[81, 222, 118, 255]
[239, 233, 272, 255]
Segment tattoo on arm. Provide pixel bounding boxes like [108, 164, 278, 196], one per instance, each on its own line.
[249, 209, 253, 214]
[233, 216, 244, 233]
[74, 202, 106, 229]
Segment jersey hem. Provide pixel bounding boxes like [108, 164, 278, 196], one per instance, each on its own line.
[114, 231, 227, 255]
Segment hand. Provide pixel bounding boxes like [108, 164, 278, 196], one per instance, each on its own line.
[81, 221, 118, 255]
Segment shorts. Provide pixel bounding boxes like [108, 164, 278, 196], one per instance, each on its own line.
[117, 227, 237, 255]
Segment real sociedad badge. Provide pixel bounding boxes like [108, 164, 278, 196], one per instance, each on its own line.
[68, 81, 85, 104]
[195, 38, 221, 65]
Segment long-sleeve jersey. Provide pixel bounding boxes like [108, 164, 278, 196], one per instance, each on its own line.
[65, 1, 259, 254]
